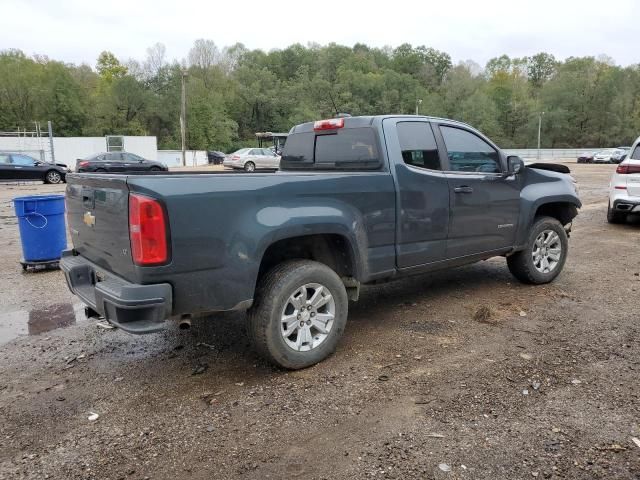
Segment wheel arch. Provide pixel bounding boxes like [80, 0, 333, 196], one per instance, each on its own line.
[256, 233, 361, 292]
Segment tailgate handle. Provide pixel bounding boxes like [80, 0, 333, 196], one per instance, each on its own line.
[454, 186, 474, 194]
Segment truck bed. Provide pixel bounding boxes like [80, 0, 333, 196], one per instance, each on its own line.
[65, 170, 397, 315]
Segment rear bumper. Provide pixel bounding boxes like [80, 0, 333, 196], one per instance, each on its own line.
[613, 198, 640, 213]
[60, 250, 172, 333]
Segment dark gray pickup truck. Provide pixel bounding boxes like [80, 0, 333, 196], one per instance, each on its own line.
[61, 115, 580, 369]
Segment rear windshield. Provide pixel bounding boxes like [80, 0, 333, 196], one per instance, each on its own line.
[281, 127, 380, 170]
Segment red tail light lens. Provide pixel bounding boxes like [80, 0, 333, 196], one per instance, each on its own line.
[129, 193, 169, 265]
[231, 155, 240, 160]
[616, 163, 640, 174]
[314, 118, 344, 131]
[79, 161, 89, 167]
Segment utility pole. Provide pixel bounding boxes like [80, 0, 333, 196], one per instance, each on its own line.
[537, 111, 545, 160]
[47, 121, 55, 163]
[415, 98, 423, 116]
[180, 69, 188, 167]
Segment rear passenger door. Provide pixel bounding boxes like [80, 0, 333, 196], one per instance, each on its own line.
[105, 153, 127, 172]
[383, 118, 450, 268]
[435, 124, 520, 258]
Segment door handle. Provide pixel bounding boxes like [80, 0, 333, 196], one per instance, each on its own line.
[454, 186, 473, 194]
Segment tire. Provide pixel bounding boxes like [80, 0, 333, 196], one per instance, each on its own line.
[95, 168, 107, 173]
[607, 202, 626, 224]
[247, 260, 348, 369]
[44, 170, 62, 184]
[150, 166, 161, 172]
[244, 161, 256, 172]
[507, 216, 569, 285]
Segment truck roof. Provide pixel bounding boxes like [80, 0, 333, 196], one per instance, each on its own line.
[289, 115, 475, 134]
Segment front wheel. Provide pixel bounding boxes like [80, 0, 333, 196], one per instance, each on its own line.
[507, 216, 568, 284]
[244, 161, 256, 172]
[247, 260, 348, 369]
[45, 170, 62, 184]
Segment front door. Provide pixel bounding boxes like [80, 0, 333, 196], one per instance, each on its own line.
[10, 154, 42, 180]
[382, 118, 450, 268]
[435, 124, 520, 258]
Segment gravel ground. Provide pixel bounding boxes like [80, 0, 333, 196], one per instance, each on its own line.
[0, 165, 639, 480]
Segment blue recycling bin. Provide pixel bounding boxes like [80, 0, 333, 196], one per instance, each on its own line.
[13, 195, 67, 262]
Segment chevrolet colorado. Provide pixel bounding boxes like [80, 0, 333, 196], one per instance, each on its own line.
[61, 115, 580, 369]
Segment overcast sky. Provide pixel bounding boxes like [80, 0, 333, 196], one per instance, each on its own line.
[2, 0, 638, 67]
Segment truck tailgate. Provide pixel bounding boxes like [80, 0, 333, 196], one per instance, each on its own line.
[65, 174, 136, 280]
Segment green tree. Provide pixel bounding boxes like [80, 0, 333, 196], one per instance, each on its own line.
[96, 51, 127, 82]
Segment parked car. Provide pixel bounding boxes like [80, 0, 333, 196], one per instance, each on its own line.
[577, 152, 594, 163]
[61, 115, 580, 369]
[0, 153, 67, 184]
[611, 147, 631, 163]
[223, 148, 280, 171]
[593, 149, 620, 163]
[76, 152, 168, 173]
[607, 139, 640, 223]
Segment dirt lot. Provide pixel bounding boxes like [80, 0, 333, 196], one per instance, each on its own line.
[0, 164, 638, 480]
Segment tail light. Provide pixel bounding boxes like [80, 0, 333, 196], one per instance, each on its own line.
[129, 193, 169, 265]
[616, 163, 640, 174]
[314, 118, 345, 131]
[231, 155, 240, 160]
[78, 161, 89, 167]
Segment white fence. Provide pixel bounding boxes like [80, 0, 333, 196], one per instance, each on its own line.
[157, 150, 209, 167]
[503, 148, 596, 162]
[0, 136, 158, 168]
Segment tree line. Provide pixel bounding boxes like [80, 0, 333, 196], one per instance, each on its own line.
[1, 41, 639, 152]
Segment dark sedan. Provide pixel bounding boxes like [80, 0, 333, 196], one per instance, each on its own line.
[577, 152, 594, 163]
[0, 153, 67, 183]
[76, 152, 168, 173]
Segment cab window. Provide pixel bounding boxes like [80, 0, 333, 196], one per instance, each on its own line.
[397, 122, 441, 170]
[440, 126, 501, 173]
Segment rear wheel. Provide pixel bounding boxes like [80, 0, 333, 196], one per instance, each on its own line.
[150, 166, 161, 172]
[247, 260, 348, 369]
[95, 168, 107, 173]
[507, 216, 568, 284]
[45, 170, 62, 184]
[244, 161, 256, 172]
[607, 202, 626, 224]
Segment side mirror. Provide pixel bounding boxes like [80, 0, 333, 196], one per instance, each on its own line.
[507, 155, 525, 175]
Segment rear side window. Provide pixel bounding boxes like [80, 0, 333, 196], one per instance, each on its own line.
[282, 128, 380, 170]
[281, 132, 315, 167]
[631, 145, 640, 160]
[397, 122, 441, 170]
[440, 126, 501, 173]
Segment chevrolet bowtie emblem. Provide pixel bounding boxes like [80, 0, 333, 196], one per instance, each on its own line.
[83, 211, 96, 227]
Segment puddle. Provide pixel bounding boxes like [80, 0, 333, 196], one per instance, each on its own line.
[0, 303, 87, 345]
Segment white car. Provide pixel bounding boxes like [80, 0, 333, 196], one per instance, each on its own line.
[607, 138, 640, 223]
[223, 148, 280, 172]
[594, 148, 621, 164]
